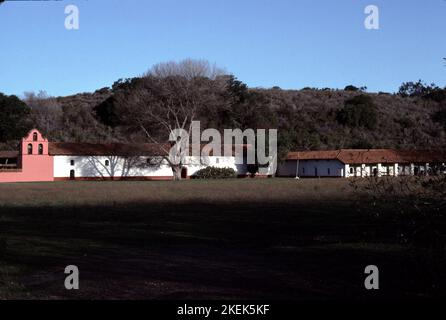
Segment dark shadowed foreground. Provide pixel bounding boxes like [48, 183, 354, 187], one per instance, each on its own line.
[0, 179, 444, 299]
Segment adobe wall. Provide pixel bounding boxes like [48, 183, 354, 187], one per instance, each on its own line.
[0, 130, 54, 183]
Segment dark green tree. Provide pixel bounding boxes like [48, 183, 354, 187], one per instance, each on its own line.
[398, 80, 446, 102]
[94, 78, 136, 128]
[344, 85, 367, 92]
[0, 93, 32, 142]
[336, 94, 378, 130]
[433, 106, 446, 130]
[223, 75, 276, 130]
[344, 85, 359, 92]
[398, 80, 428, 97]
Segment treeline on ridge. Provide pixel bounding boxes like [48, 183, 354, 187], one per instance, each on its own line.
[1, 61, 446, 158]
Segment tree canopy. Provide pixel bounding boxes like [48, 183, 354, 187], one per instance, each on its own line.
[0, 93, 32, 142]
[398, 80, 446, 102]
[336, 94, 378, 130]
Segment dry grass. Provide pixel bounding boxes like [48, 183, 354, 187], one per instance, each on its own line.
[0, 178, 444, 299]
[0, 178, 353, 207]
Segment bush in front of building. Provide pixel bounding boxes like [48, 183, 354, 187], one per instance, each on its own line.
[193, 167, 237, 180]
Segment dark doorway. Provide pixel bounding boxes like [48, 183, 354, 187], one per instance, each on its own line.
[181, 167, 188, 179]
[70, 170, 75, 181]
[314, 167, 318, 177]
[373, 168, 378, 177]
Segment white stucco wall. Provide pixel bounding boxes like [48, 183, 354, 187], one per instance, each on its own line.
[279, 159, 441, 179]
[344, 163, 402, 178]
[345, 165, 373, 178]
[53, 155, 246, 179]
[277, 160, 345, 177]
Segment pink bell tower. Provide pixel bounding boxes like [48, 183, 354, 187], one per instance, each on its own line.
[19, 129, 54, 182]
[0, 129, 54, 183]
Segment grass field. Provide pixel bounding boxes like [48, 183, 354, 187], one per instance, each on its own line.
[0, 179, 444, 299]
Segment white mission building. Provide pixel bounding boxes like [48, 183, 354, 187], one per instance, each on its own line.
[50, 143, 248, 181]
[1, 130, 445, 183]
[0, 129, 249, 183]
[277, 149, 446, 178]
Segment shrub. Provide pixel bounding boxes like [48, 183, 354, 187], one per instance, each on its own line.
[398, 80, 446, 102]
[344, 85, 359, 92]
[433, 109, 446, 130]
[344, 85, 367, 92]
[351, 176, 446, 248]
[193, 167, 237, 179]
[395, 117, 415, 129]
[350, 138, 374, 149]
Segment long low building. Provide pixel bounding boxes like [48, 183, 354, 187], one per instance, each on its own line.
[0, 129, 248, 183]
[2, 129, 445, 182]
[277, 149, 446, 178]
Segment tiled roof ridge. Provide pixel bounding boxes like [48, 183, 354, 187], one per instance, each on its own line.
[286, 148, 445, 164]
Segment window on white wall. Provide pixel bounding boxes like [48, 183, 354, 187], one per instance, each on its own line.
[105, 160, 110, 166]
[70, 160, 75, 166]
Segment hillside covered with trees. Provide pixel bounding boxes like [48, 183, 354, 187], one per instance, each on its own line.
[1, 60, 446, 158]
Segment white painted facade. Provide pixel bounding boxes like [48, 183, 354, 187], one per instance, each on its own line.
[344, 163, 398, 178]
[53, 155, 247, 180]
[279, 160, 446, 179]
[277, 160, 345, 177]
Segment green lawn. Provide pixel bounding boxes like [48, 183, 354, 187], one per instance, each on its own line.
[0, 179, 444, 299]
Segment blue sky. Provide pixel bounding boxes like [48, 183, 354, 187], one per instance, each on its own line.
[0, 0, 445, 97]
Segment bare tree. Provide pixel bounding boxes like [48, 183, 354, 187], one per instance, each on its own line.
[114, 72, 226, 180]
[24, 91, 63, 138]
[145, 58, 226, 80]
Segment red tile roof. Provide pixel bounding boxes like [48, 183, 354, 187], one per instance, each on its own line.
[48, 143, 170, 156]
[286, 150, 340, 161]
[395, 150, 446, 163]
[337, 149, 401, 164]
[0, 151, 19, 158]
[48, 143, 251, 157]
[286, 149, 446, 164]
